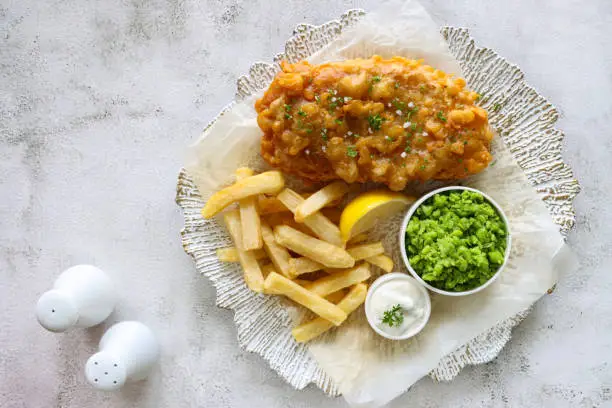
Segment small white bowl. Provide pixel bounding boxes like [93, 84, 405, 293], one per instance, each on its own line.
[399, 186, 512, 297]
[364, 273, 431, 340]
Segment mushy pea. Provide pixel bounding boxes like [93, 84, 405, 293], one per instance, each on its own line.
[405, 190, 508, 292]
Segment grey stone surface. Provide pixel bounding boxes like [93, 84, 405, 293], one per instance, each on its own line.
[1, 0, 610, 407]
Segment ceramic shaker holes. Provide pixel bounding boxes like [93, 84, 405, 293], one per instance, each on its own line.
[36, 265, 159, 390]
[85, 321, 160, 390]
[36, 265, 116, 332]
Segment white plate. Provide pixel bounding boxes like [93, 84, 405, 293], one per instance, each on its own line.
[176, 10, 580, 395]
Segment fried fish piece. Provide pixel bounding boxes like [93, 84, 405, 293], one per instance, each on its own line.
[255, 56, 494, 191]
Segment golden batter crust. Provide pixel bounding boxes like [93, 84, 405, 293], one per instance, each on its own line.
[255, 56, 493, 191]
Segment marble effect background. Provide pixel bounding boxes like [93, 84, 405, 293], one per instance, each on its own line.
[1, 0, 611, 407]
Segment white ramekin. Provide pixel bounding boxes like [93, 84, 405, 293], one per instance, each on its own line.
[364, 272, 432, 340]
[399, 186, 512, 297]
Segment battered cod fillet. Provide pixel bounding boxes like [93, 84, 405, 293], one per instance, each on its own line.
[255, 56, 493, 191]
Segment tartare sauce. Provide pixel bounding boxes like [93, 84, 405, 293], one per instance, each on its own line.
[366, 274, 429, 339]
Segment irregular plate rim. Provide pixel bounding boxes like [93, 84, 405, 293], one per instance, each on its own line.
[176, 9, 580, 395]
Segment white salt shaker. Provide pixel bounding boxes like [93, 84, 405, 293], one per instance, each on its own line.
[85, 321, 160, 391]
[36, 264, 116, 333]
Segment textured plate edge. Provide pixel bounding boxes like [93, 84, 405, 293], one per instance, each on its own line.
[176, 168, 342, 396]
[427, 26, 581, 382]
[176, 10, 366, 397]
[175, 14, 581, 397]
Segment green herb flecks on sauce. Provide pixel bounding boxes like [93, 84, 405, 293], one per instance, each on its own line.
[382, 304, 404, 327]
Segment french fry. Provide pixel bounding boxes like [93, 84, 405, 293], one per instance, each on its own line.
[264, 212, 314, 236]
[292, 283, 368, 343]
[260, 221, 293, 278]
[253, 249, 268, 260]
[261, 262, 276, 277]
[216, 247, 266, 262]
[348, 233, 369, 245]
[298, 270, 331, 281]
[366, 254, 394, 273]
[277, 188, 342, 246]
[293, 278, 311, 286]
[289, 257, 324, 276]
[347, 242, 385, 261]
[324, 289, 347, 304]
[234, 167, 254, 179]
[263, 272, 347, 326]
[323, 267, 345, 274]
[258, 196, 290, 215]
[294, 282, 346, 305]
[262, 267, 336, 284]
[258, 195, 341, 215]
[202, 171, 285, 218]
[235, 168, 263, 250]
[274, 225, 354, 269]
[302, 263, 370, 297]
[223, 211, 264, 292]
[294, 181, 349, 222]
[302, 193, 344, 207]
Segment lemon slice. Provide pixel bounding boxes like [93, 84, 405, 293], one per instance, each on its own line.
[340, 190, 416, 242]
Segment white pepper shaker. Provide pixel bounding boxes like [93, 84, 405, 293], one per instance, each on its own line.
[36, 264, 116, 333]
[85, 321, 160, 390]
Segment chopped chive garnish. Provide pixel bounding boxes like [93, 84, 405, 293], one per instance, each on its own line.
[346, 145, 358, 158]
[392, 99, 406, 111]
[382, 304, 404, 327]
[321, 128, 328, 141]
[367, 114, 384, 131]
[368, 75, 382, 94]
